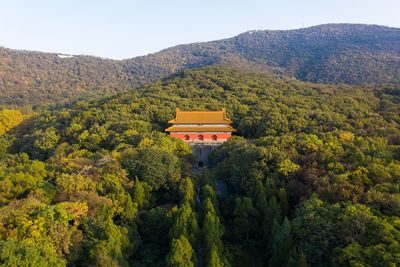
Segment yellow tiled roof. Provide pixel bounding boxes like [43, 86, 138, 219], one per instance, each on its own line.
[168, 108, 232, 124]
[165, 125, 235, 132]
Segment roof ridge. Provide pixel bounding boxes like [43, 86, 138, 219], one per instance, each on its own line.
[169, 108, 232, 124]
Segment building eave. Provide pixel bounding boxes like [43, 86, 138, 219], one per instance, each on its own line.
[165, 125, 236, 132]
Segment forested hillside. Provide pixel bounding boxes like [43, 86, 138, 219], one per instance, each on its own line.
[123, 24, 400, 85]
[0, 67, 399, 266]
[0, 48, 131, 105]
[1, 24, 399, 105]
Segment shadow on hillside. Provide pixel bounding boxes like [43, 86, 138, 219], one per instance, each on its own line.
[6, 116, 37, 154]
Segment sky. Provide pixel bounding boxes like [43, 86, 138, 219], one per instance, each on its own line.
[1, 0, 399, 59]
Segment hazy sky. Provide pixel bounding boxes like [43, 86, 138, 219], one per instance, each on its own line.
[1, 0, 399, 59]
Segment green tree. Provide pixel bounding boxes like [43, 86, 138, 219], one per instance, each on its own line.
[0, 109, 25, 135]
[286, 248, 309, 267]
[179, 177, 195, 206]
[203, 197, 230, 267]
[291, 195, 340, 265]
[269, 218, 293, 267]
[297, 251, 309, 267]
[121, 147, 181, 190]
[233, 197, 258, 240]
[166, 235, 195, 267]
[32, 127, 60, 157]
[170, 202, 199, 246]
[277, 159, 300, 176]
[264, 196, 282, 239]
[0, 240, 65, 267]
[298, 134, 323, 154]
[132, 177, 146, 209]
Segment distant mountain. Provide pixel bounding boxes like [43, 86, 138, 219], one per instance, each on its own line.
[0, 48, 131, 105]
[0, 23, 399, 105]
[123, 24, 400, 85]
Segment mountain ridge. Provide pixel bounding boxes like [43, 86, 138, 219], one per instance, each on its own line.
[1, 23, 399, 105]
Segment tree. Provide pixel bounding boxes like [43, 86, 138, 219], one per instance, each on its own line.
[286, 248, 309, 267]
[200, 184, 232, 266]
[170, 202, 199, 246]
[203, 197, 230, 267]
[179, 177, 195, 206]
[166, 235, 195, 267]
[337, 240, 400, 267]
[269, 218, 293, 267]
[298, 134, 323, 154]
[0, 109, 25, 135]
[0, 240, 65, 267]
[82, 205, 130, 266]
[277, 159, 300, 176]
[132, 177, 146, 209]
[277, 188, 289, 219]
[297, 251, 309, 267]
[253, 181, 268, 217]
[264, 196, 282, 240]
[32, 127, 60, 158]
[233, 197, 258, 240]
[121, 147, 181, 190]
[203, 184, 219, 209]
[291, 195, 340, 265]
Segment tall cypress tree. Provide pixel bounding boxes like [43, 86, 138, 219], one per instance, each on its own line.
[253, 180, 269, 240]
[297, 251, 309, 267]
[132, 177, 145, 209]
[233, 197, 257, 241]
[166, 235, 195, 267]
[179, 177, 195, 206]
[203, 199, 224, 253]
[170, 199, 199, 246]
[202, 184, 219, 211]
[202, 186, 230, 267]
[268, 218, 293, 267]
[286, 248, 309, 267]
[167, 178, 199, 267]
[277, 188, 289, 219]
[264, 196, 282, 240]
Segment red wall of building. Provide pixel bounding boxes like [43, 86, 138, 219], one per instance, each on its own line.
[170, 132, 232, 141]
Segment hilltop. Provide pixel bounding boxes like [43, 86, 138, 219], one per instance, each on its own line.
[124, 23, 400, 85]
[1, 23, 399, 105]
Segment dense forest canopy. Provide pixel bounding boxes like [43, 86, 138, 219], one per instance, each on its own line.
[1, 23, 399, 105]
[0, 67, 399, 266]
[0, 48, 131, 105]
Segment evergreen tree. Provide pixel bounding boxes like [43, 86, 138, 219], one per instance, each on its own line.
[297, 251, 309, 267]
[286, 248, 309, 267]
[166, 235, 195, 267]
[179, 177, 195, 206]
[269, 218, 293, 267]
[254, 181, 268, 218]
[202, 186, 230, 267]
[233, 197, 257, 240]
[264, 196, 282, 240]
[278, 188, 289, 219]
[253, 180, 268, 239]
[203, 184, 219, 210]
[208, 247, 225, 267]
[133, 177, 145, 209]
[203, 199, 224, 250]
[171, 200, 199, 246]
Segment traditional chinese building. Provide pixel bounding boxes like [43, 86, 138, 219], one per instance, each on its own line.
[166, 108, 235, 167]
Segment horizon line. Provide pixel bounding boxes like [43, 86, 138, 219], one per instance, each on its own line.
[1, 22, 397, 60]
